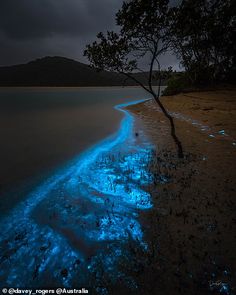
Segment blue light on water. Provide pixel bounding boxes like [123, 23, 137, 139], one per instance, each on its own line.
[209, 278, 232, 295]
[219, 129, 225, 135]
[220, 283, 230, 295]
[0, 99, 154, 290]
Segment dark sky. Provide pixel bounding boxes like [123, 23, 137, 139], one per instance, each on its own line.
[0, 0, 180, 69]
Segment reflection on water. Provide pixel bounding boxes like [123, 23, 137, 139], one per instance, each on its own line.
[0, 99, 155, 292]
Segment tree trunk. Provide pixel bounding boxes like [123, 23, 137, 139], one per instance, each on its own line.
[153, 94, 184, 158]
[120, 71, 184, 158]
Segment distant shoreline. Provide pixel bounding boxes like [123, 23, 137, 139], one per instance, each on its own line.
[0, 56, 167, 88]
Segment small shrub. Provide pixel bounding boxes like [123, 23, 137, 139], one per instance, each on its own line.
[162, 73, 189, 96]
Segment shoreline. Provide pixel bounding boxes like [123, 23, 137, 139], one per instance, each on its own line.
[0, 98, 147, 224]
[0, 98, 154, 290]
[1, 89, 235, 293]
[0, 87, 156, 211]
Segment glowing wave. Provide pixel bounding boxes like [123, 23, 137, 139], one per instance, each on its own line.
[0, 99, 154, 290]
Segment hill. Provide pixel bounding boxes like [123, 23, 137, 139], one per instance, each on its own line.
[0, 56, 165, 87]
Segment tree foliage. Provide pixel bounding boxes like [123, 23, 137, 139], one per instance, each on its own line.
[84, 0, 235, 158]
[169, 0, 236, 85]
[85, 0, 184, 158]
[84, 0, 172, 90]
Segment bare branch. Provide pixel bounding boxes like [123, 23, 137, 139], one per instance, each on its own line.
[119, 71, 153, 95]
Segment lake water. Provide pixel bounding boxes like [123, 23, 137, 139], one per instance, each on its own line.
[0, 86, 162, 290]
[0, 87, 162, 215]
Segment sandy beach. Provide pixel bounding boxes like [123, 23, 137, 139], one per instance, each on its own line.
[125, 89, 236, 294]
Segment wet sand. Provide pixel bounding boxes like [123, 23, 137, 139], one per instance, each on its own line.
[126, 89, 236, 295]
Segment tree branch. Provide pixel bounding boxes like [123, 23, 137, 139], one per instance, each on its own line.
[119, 71, 153, 95]
[148, 45, 158, 94]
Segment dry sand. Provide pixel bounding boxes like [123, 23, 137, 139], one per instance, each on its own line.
[125, 90, 236, 295]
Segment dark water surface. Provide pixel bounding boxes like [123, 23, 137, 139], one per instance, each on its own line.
[0, 88, 158, 291]
[0, 87, 159, 215]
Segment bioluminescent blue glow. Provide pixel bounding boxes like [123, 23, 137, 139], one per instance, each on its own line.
[209, 281, 231, 295]
[0, 99, 155, 290]
[218, 129, 228, 136]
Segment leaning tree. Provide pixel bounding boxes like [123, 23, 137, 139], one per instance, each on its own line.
[84, 0, 183, 158]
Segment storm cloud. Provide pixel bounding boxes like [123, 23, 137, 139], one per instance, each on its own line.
[0, 0, 180, 69]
